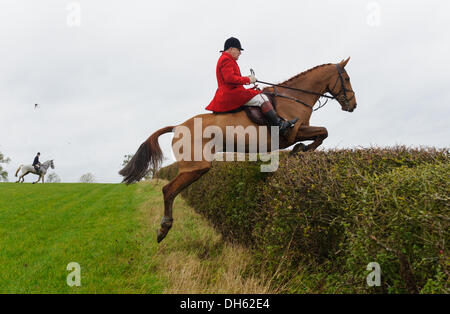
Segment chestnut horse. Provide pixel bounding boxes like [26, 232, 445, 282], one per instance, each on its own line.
[120, 57, 357, 242]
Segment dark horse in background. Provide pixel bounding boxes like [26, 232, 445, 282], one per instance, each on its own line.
[120, 57, 357, 243]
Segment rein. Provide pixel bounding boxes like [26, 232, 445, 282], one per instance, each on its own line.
[253, 64, 353, 111]
[262, 84, 329, 111]
[257, 80, 335, 99]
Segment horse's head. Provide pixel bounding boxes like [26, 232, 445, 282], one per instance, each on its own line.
[327, 57, 357, 112]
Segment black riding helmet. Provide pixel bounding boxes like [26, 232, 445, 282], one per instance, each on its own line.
[220, 37, 244, 52]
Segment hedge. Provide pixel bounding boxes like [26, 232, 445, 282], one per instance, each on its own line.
[157, 147, 449, 293]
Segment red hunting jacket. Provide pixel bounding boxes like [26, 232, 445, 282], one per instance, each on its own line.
[205, 52, 261, 112]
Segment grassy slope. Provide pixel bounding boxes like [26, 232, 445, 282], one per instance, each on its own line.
[0, 182, 272, 293]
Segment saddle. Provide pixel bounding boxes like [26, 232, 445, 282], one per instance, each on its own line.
[213, 92, 278, 126]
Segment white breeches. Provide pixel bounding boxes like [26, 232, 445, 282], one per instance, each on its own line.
[243, 94, 269, 107]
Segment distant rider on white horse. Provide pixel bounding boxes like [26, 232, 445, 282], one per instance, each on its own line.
[16, 158, 55, 184]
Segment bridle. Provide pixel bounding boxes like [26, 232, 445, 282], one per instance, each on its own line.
[254, 64, 355, 111]
[327, 64, 355, 111]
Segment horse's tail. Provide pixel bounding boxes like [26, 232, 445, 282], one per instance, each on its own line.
[119, 126, 175, 184]
[15, 165, 23, 177]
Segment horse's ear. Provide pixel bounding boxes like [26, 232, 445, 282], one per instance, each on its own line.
[340, 57, 350, 68]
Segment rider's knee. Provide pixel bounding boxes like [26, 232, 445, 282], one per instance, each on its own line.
[244, 94, 269, 107]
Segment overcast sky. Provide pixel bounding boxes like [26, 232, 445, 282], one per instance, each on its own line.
[1, 0, 449, 183]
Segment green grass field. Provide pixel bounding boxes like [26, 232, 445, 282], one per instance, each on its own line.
[0, 182, 271, 294]
[0, 182, 166, 293]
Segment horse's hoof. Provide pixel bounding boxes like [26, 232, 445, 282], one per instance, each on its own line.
[157, 228, 167, 243]
[290, 143, 307, 155]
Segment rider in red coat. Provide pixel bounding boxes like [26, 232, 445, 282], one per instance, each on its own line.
[205, 48, 259, 112]
[206, 37, 298, 136]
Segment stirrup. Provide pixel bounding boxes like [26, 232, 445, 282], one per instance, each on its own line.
[286, 117, 299, 127]
[279, 118, 299, 136]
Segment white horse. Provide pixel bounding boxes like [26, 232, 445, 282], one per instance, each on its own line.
[15, 160, 55, 184]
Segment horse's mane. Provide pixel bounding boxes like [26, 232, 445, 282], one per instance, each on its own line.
[262, 63, 332, 92]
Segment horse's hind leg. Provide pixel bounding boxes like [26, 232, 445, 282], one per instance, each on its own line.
[157, 162, 211, 243]
[19, 172, 29, 183]
[32, 175, 40, 184]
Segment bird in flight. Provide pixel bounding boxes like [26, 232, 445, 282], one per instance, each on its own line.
[34, 103, 39, 109]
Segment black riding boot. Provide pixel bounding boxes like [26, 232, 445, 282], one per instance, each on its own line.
[261, 102, 298, 136]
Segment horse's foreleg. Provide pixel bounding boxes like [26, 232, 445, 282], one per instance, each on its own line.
[293, 125, 328, 153]
[157, 162, 211, 243]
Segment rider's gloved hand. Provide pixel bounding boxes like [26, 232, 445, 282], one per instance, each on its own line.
[247, 74, 257, 84]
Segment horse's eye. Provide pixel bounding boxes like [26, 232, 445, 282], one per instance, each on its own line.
[345, 78, 350, 82]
